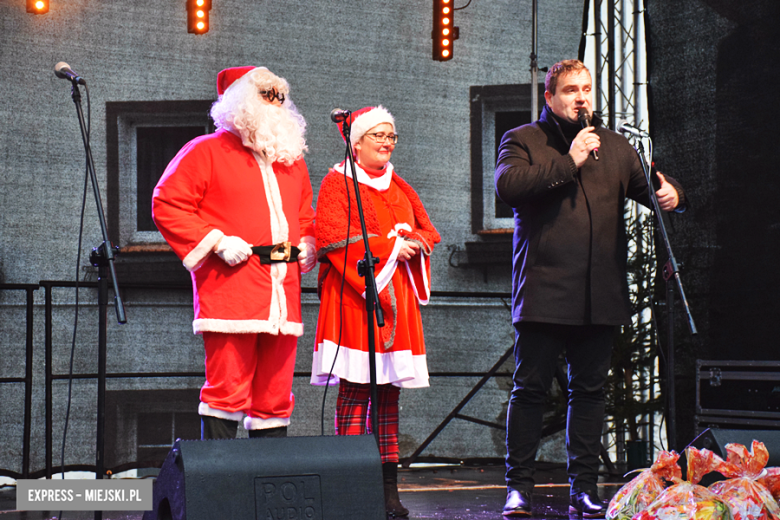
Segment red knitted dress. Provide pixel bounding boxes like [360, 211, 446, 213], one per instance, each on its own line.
[311, 161, 440, 388]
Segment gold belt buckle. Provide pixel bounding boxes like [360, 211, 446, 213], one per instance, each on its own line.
[270, 241, 292, 262]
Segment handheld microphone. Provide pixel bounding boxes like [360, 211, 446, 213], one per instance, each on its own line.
[578, 110, 599, 161]
[618, 120, 650, 138]
[54, 62, 86, 85]
[330, 108, 351, 123]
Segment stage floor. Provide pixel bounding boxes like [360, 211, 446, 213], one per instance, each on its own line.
[399, 464, 622, 519]
[0, 463, 625, 519]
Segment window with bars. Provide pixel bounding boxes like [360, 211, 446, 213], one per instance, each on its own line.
[106, 100, 214, 251]
[461, 84, 544, 271]
[105, 101, 214, 283]
[105, 389, 202, 471]
[469, 84, 544, 233]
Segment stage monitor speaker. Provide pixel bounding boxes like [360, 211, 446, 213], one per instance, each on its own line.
[142, 434, 385, 520]
[692, 427, 780, 467]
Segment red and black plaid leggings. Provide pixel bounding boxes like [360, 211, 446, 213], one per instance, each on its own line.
[336, 381, 400, 463]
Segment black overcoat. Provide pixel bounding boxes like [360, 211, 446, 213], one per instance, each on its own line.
[495, 106, 678, 326]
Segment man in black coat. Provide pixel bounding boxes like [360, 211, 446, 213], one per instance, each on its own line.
[495, 59, 685, 517]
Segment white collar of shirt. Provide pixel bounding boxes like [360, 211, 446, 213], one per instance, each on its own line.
[333, 161, 394, 192]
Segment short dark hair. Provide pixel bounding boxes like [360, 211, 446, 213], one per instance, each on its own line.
[545, 60, 590, 95]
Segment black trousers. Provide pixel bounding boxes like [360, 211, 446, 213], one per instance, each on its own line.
[505, 322, 615, 494]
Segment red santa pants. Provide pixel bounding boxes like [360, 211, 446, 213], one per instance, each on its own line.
[335, 381, 400, 463]
[200, 331, 297, 422]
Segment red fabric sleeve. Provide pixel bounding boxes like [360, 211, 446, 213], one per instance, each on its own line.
[152, 137, 221, 263]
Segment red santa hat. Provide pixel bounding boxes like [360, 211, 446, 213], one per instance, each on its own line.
[339, 106, 395, 149]
[216, 66, 256, 96]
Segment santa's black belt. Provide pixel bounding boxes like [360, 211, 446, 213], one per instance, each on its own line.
[252, 242, 300, 264]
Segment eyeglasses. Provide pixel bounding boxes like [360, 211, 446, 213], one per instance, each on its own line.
[364, 132, 398, 144]
[259, 88, 285, 104]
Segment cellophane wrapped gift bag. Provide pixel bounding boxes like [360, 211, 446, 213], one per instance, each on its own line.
[606, 450, 681, 520]
[631, 446, 733, 520]
[708, 441, 780, 520]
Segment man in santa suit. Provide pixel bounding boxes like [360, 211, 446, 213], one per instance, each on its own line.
[152, 66, 316, 439]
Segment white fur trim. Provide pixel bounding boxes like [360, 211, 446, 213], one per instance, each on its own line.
[405, 253, 431, 306]
[244, 415, 291, 430]
[271, 262, 289, 330]
[361, 236, 404, 299]
[279, 321, 304, 336]
[183, 229, 224, 272]
[333, 160, 394, 192]
[310, 340, 429, 389]
[199, 402, 244, 422]
[193, 318, 304, 337]
[387, 223, 412, 240]
[222, 67, 263, 97]
[254, 153, 289, 243]
[350, 106, 395, 149]
[243, 153, 294, 334]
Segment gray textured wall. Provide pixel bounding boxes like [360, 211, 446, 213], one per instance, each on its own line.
[0, 0, 583, 473]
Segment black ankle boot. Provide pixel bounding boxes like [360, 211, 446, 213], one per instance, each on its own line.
[503, 487, 532, 516]
[201, 416, 238, 440]
[248, 426, 288, 438]
[569, 490, 606, 518]
[382, 462, 409, 518]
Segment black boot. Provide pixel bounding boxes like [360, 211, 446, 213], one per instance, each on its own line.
[382, 462, 409, 518]
[201, 416, 238, 440]
[503, 487, 532, 517]
[248, 426, 288, 438]
[569, 490, 606, 518]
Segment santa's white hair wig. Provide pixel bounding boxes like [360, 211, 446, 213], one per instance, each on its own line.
[210, 67, 308, 165]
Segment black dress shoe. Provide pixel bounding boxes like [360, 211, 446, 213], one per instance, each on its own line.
[569, 490, 606, 518]
[503, 488, 532, 517]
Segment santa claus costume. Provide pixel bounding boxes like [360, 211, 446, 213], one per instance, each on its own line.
[152, 66, 316, 439]
[311, 106, 440, 517]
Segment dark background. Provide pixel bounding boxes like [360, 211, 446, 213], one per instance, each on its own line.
[647, 0, 780, 447]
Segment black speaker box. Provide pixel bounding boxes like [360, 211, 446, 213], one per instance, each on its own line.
[686, 428, 780, 486]
[693, 428, 780, 467]
[142, 435, 385, 520]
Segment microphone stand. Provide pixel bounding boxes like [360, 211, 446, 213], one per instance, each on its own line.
[65, 79, 127, 520]
[340, 115, 384, 441]
[632, 138, 696, 451]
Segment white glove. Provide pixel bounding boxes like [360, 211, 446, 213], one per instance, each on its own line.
[297, 237, 317, 274]
[215, 236, 253, 266]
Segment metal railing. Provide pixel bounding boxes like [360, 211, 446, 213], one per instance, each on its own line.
[0, 283, 38, 479]
[2, 280, 514, 478]
[40, 280, 197, 479]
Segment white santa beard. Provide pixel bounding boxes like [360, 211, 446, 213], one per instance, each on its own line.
[234, 102, 307, 164]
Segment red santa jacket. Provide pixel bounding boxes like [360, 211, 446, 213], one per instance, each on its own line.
[152, 129, 315, 336]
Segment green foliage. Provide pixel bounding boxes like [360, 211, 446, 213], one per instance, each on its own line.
[605, 204, 664, 442]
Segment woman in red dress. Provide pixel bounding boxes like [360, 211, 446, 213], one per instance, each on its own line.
[311, 106, 440, 518]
